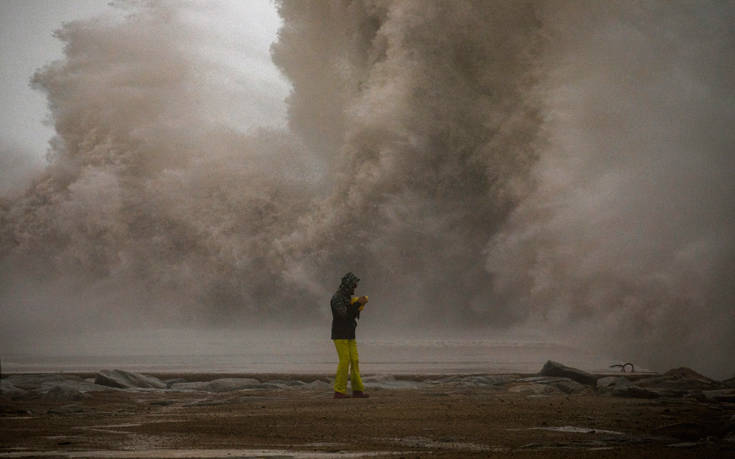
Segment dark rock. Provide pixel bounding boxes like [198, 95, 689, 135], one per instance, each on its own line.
[361, 375, 420, 390]
[41, 380, 110, 394]
[554, 380, 589, 395]
[597, 376, 659, 399]
[95, 369, 166, 389]
[539, 360, 597, 386]
[684, 391, 707, 402]
[267, 379, 306, 387]
[653, 422, 707, 441]
[170, 381, 209, 391]
[667, 442, 700, 448]
[149, 400, 175, 406]
[47, 405, 84, 416]
[184, 398, 230, 407]
[301, 380, 331, 390]
[636, 367, 721, 393]
[702, 389, 735, 403]
[597, 376, 627, 390]
[7, 374, 80, 390]
[1, 380, 28, 399]
[423, 375, 519, 387]
[42, 385, 89, 402]
[8, 374, 110, 393]
[0, 406, 32, 416]
[663, 367, 714, 383]
[170, 377, 261, 392]
[519, 376, 563, 383]
[613, 385, 661, 399]
[508, 383, 559, 395]
[206, 378, 262, 392]
[519, 376, 587, 394]
[461, 375, 518, 386]
[164, 378, 188, 388]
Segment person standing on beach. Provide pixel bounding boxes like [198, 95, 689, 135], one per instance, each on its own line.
[331, 272, 369, 399]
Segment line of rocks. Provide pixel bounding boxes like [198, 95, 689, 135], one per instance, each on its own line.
[2, 363, 734, 403]
[536, 360, 735, 401]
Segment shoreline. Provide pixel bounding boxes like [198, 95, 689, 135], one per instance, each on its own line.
[2, 367, 734, 457]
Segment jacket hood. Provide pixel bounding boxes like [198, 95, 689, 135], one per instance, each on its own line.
[339, 272, 359, 292]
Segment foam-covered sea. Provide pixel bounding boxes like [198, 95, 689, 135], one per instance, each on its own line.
[3, 328, 618, 375]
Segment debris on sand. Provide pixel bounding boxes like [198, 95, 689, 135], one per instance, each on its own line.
[610, 362, 635, 373]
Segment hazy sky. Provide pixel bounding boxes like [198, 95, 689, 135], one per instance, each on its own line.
[1, 1, 110, 158]
[0, 0, 287, 162]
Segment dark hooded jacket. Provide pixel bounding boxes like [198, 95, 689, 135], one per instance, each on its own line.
[331, 275, 361, 340]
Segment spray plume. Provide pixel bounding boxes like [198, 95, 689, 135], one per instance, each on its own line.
[0, 0, 733, 377]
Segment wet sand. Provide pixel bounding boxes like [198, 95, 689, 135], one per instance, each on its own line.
[2, 373, 734, 458]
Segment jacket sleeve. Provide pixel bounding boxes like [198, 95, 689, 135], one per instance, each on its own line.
[347, 298, 361, 317]
[331, 295, 360, 319]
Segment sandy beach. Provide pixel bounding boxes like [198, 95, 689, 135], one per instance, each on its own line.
[2, 369, 734, 458]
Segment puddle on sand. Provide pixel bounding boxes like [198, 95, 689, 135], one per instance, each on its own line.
[529, 426, 624, 435]
[71, 421, 186, 435]
[384, 436, 507, 453]
[74, 424, 144, 436]
[507, 426, 624, 435]
[0, 449, 407, 458]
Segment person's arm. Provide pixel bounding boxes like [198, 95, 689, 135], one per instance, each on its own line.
[349, 296, 368, 315]
[347, 297, 361, 316]
[332, 295, 358, 319]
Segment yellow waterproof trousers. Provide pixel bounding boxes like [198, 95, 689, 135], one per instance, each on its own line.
[333, 339, 364, 394]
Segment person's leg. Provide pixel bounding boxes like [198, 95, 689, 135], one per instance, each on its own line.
[333, 339, 350, 395]
[348, 339, 365, 393]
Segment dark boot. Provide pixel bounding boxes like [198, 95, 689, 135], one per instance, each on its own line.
[352, 391, 369, 398]
[334, 391, 350, 399]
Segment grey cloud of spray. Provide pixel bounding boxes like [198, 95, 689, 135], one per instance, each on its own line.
[0, 1, 319, 338]
[1, 0, 734, 378]
[486, 1, 735, 377]
[272, 0, 545, 329]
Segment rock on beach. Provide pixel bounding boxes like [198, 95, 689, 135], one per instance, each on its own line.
[538, 360, 598, 386]
[170, 378, 263, 392]
[95, 369, 167, 389]
[0, 379, 27, 399]
[596, 376, 660, 399]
